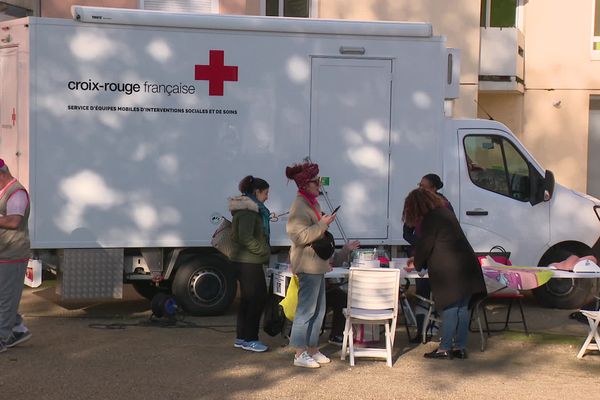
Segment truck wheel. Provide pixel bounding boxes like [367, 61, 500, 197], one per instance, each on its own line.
[131, 281, 160, 300]
[532, 249, 595, 309]
[172, 257, 237, 316]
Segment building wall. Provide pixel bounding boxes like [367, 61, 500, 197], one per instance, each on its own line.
[521, 0, 600, 192]
[455, 84, 479, 119]
[40, 0, 254, 17]
[319, 0, 481, 118]
[523, 90, 597, 193]
[220, 0, 258, 15]
[478, 93, 524, 137]
[41, 0, 138, 18]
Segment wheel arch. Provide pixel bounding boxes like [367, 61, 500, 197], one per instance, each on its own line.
[163, 248, 229, 281]
[532, 241, 597, 309]
[537, 241, 593, 267]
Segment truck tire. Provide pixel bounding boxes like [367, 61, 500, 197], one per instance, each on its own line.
[131, 281, 160, 300]
[532, 249, 595, 309]
[172, 256, 237, 316]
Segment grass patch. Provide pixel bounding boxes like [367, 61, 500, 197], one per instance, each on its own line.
[502, 331, 581, 345]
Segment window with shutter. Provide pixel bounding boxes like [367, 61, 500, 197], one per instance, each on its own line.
[140, 0, 219, 14]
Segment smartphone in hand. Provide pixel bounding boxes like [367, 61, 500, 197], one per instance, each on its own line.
[332, 205, 341, 214]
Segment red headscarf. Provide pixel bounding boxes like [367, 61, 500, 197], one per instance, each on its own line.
[285, 162, 319, 189]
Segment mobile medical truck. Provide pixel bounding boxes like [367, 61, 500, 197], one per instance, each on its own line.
[0, 6, 598, 314]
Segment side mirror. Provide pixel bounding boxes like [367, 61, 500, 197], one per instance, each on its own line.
[543, 170, 555, 201]
[530, 168, 554, 205]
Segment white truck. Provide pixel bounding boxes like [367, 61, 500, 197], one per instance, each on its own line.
[0, 6, 598, 314]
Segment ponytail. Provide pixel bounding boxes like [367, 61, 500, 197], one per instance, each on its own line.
[239, 175, 269, 195]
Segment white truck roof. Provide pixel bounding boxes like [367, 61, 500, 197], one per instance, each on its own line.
[71, 6, 433, 38]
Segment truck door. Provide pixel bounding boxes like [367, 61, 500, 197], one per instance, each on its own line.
[458, 129, 550, 266]
[0, 47, 19, 176]
[309, 57, 392, 240]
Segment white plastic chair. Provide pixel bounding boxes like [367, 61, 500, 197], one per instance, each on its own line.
[341, 267, 400, 367]
[577, 310, 600, 359]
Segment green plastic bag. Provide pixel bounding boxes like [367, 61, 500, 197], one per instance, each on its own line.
[279, 275, 299, 321]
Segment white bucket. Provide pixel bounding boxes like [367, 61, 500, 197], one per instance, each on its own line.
[24, 259, 42, 288]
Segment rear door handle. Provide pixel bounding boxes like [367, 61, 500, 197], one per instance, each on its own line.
[466, 209, 488, 216]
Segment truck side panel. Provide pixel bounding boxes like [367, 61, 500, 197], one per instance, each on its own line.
[18, 18, 447, 248]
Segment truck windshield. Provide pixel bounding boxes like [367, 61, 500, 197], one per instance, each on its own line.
[464, 135, 531, 202]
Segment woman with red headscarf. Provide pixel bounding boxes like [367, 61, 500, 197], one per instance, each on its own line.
[284, 162, 339, 368]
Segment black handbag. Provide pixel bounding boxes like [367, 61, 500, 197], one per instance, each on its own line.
[263, 276, 285, 337]
[310, 230, 335, 260]
[475, 245, 511, 264]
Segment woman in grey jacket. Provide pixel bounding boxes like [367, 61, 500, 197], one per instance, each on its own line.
[285, 162, 338, 368]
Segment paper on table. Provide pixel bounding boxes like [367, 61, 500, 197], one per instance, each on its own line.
[390, 258, 409, 269]
[573, 260, 600, 273]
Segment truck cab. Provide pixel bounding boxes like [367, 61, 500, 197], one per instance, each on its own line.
[445, 119, 600, 308]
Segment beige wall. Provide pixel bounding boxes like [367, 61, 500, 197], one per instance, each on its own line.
[478, 93, 524, 136]
[220, 0, 260, 15]
[41, 0, 138, 18]
[40, 0, 256, 18]
[524, 0, 600, 89]
[490, 91, 594, 192]
[522, 0, 600, 191]
[523, 90, 594, 193]
[454, 84, 479, 119]
[319, 0, 481, 118]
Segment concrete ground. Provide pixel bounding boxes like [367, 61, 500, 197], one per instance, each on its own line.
[2, 281, 600, 400]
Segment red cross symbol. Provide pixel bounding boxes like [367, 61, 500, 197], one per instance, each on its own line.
[11, 108, 16, 126]
[194, 50, 238, 96]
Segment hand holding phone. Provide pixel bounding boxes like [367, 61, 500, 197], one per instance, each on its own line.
[332, 205, 341, 214]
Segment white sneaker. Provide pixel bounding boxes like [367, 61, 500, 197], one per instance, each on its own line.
[293, 351, 320, 368]
[310, 351, 331, 364]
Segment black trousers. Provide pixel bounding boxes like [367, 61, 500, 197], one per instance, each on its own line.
[416, 278, 431, 299]
[326, 287, 347, 338]
[234, 262, 268, 342]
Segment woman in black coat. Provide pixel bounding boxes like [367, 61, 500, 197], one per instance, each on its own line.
[403, 173, 454, 343]
[405, 189, 486, 360]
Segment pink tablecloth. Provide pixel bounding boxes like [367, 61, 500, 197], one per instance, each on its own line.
[481, 265, 554, 291]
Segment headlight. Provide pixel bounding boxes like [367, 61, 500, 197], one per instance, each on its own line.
[595, 206, 600, 221]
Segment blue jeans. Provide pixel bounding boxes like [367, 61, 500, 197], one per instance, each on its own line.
[289, 273, 326, 349]
[439, 295, 471, 351]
